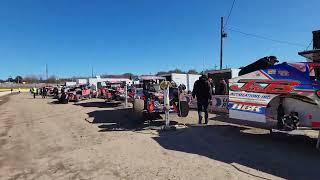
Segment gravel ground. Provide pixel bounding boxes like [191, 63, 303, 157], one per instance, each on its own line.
[0, 93, 320, 180]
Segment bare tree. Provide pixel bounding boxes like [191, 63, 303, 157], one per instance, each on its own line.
[46, 75, 57, 83]
[24, 75, 39, 83]
[187, 69, 198, 74]
[156, 71, 168, 76]
[168, 68, 185, 74]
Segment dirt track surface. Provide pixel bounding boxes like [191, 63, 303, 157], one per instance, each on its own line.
[1, 93, 320, 180]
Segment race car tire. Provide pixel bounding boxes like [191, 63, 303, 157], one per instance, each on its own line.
[75, 95, 81, 102]
[132, 99, 145, 123]
[177, 101, 189, 117]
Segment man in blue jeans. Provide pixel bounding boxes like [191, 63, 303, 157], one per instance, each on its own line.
[192, 75, 212, 124]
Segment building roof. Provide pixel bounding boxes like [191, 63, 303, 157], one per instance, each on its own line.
[298, 49, 320, 61]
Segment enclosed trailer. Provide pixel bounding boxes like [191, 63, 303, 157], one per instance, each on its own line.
[161, 73, 201, 92]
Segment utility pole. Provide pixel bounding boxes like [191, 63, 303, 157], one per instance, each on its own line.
[220, 17, 227, 70]
[46, 64, 48, 80]
[91, 66, 94, 78]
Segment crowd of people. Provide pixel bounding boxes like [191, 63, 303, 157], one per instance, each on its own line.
[30, 86, 58, 99]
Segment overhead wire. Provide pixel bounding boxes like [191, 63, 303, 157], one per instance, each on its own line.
[224, 0, 236, 28]
[305, 39, 313, 50]
[226, 27, 306, 47]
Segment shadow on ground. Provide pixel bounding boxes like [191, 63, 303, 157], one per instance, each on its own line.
[153, 124, 320, 180]
[75, 101, 122, 108]
[86, 108, 178, 132]
[85, 107, 320, 179]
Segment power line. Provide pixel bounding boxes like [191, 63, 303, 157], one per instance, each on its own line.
[305, 39, 313, 50]
[224, 0, 236, 27]
[226, 27, 306, 47]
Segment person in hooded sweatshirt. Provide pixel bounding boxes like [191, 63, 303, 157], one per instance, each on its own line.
[192, 74, 212, 124]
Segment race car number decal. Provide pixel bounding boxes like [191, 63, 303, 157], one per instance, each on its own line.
[229, 79, 299, 94]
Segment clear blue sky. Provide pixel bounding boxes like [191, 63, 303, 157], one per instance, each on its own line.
[0, 0, 319, 79]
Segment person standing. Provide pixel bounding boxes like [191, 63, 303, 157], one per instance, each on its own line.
[192, 74, 212, 124]
[208, 78, 215, 95]
[42, 87, 47, 98]
[32, 87, 37, 98]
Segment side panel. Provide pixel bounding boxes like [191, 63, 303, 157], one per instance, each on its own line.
[210, 95, 229, 113]
[228, 71, 273, 123]
[229, 107, 267, 123]
[186, 95, 229, 113]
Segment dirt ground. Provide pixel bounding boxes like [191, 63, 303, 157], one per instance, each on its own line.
[1, 93, 320, 180]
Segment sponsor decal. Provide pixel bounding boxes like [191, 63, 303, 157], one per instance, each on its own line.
[278, 70, 289, 76]
[267, 69, 276, 75]
[231, 103, 262, 113]
[229, 79, 299, 94]
[214, 97, 228, 108]
[210, 95, 229, 113]
[230, 92, 271, 100]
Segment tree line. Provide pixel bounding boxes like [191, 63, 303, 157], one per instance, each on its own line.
[156, 69, 199, 76]
[0, 69, 199, 84]
[0, 75, 60, 84]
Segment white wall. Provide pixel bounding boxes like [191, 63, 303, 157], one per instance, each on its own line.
[65, 82, 77, 86]
[231, 69, 241, 78]
[76, 79, 88, 85]
[187, 74, 201, 92]
[171, 73, 187, 88]
[88, 78, 132, 88]
[162, 73, 200, 92]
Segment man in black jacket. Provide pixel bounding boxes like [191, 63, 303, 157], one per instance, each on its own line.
[192, 75, 212, 124]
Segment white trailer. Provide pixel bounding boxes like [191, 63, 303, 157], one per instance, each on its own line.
[65, 81, 77, 87]
[76, 78, 88, 85]
[161, 73, 201, 92]
[88, 77, 132, 90]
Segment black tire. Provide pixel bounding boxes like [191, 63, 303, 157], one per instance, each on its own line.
[177, 101, 189, 117]
[75, 95, 81, 102]
[132, 99, 145, 123]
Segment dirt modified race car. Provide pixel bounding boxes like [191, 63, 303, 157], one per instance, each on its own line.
[207, 56, 320, 135]
[97, 81, 127, 103]
[132, 76, 189, 122]
[67, 85, 92, 102]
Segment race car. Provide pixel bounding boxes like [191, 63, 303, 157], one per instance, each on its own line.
[132, 76, 189, 122]
[206, 56, 320, 133]
[97, 81, 127, 102]
[67, 85, 92, 102]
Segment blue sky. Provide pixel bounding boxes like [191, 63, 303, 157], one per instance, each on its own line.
[0, 0, 319, 79]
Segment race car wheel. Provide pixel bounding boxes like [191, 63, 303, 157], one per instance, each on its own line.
[132, 99, 145, 123]
[75, 95, 81, 102]
[177, 101, 189, 117]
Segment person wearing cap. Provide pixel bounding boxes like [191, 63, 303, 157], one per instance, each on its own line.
[192, 74, 212, 124]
